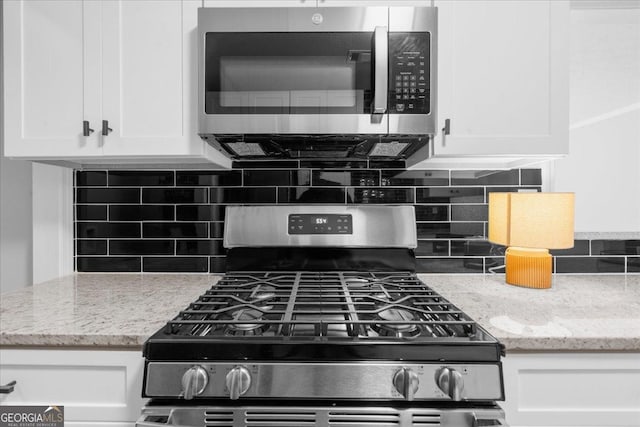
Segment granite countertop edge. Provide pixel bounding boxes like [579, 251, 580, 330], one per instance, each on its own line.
[1, 273, 639, 352]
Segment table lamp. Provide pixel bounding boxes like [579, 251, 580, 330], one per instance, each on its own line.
[488, 192, 575, 289]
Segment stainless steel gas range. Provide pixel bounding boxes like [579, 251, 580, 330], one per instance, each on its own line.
[137, 206, 507, 427]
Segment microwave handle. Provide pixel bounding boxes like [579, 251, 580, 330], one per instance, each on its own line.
[373, 26, 388, 114]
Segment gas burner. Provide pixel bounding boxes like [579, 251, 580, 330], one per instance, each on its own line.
[249, 285, 276, 304]
[226, 307, 271, 336]
[371, 307, 422, 338]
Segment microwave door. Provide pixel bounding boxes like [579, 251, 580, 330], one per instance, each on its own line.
[200, 32, 389, 136]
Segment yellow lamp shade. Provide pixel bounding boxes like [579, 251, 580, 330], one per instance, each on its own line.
[488, 192, 575, 249]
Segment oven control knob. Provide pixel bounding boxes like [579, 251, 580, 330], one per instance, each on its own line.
[226, 366, 251, 400]
[393, 368, 420, 401]
[436, 367, 464, 401]
[181, 365, 208, 400]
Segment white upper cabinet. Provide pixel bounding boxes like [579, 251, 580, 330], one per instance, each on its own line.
[430, 0, 570, 159]
[100, 0, 202, 158]
[3, 1, 101, 158]
[2, 0, 230, 168]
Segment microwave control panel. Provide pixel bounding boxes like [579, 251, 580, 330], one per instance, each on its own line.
[389, 33, 431, 115]
[288, 214, 353, 235]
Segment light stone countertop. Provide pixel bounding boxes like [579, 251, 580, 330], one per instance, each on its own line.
[421, 273, 640, 352]
[1, 273, 638, 352]
[0, 274, 217, 348]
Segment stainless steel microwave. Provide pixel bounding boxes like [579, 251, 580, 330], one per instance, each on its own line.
[198, 7, 437, 159]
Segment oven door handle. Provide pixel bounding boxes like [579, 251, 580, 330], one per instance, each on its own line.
[372, 25, 388, 115]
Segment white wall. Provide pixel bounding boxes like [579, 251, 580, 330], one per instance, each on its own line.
[0, 146, 34, 293]
[0, 4, 34, 292]
[552, 6, 640, 232]
[31, 163, 73, 285]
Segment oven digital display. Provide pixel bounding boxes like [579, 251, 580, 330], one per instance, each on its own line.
[288, 214, 352, 235]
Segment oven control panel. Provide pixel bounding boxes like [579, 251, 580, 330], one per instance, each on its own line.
[145, 362, 504, 401]
[389, 32, 431, 115]
[288, 214, 353, 235]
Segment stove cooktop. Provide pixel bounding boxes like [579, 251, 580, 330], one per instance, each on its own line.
[144, 271, 503, 362]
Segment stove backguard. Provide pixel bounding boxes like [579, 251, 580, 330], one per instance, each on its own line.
[223, 205, 417, 272]
[223, 205, 417, 249]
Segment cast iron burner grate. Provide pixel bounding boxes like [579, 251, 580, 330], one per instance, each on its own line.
[165, 271, 477, 340]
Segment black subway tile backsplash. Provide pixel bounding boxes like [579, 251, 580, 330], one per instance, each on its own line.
[73, 168, 638, 275]
[77, 188, 140, 204]
[108, 171, 174, 186]
[77, 240, 107, 255]
[76, 171, 107, 186]
[110, 240, 174, 255]
[76, 205, 107, 221]
[350, 187, 415, 204]
[210, 222, 224, 238]
[556, 256, 626, 273]
[143, 257, 208, 273]
[244, 169, 310, 186]
[415, 205, 449, 221]
[77, 222, 140, 238]
[417, 223, 484, 239]
[176, 205, 226, 221]
[77, 256, 141, 272]
[278, 187, 345, 204]
[176, 240, 225, 256]
[451, 205, 488, 222]
[521, 169, 542, 185]
[416, 240, 449, 256]
[210, 257, 227, 273]
[211, 187, 276, 204]
[312, 170, 379, 186]
[143, 222, 208, 238]
[143, 188, 207, 204]
[416, 187, 484, 204]
[451, 170, 519, 186]
[109, 205, 174, 221]
[381, 170, 449, 186]
[591, 240, 640, 256]
[450, 240, 495, 256]
[176, 171, 242, 186]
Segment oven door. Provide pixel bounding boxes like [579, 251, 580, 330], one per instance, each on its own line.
[198, 7, 389, 136]
[136, 405, 509, 427]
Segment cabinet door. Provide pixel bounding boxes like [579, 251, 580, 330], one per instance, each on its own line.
[3, 0, 101, 158]
[502, 353, 640, 427]
[100, 0, 204, 158]
[434, 0, 569, 157]
[0, 349, 146, 424]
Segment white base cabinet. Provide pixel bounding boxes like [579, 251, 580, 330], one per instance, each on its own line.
[0, 349, 145, 426]
[2, 0, 230, 168]
[502, 353, 640, 427]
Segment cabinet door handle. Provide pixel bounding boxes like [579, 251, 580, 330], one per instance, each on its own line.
[0, 380, 16, 394]
[82, 121, 94, 137]
[102, 120, 113, 136]
[441, 118, 451, 147]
